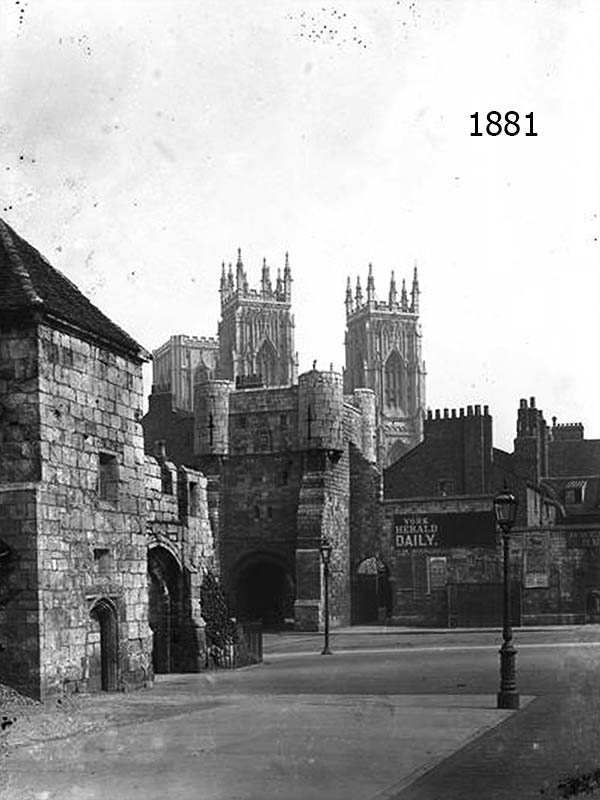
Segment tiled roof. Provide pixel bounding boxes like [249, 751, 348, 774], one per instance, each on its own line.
[0, 219, 149, 359]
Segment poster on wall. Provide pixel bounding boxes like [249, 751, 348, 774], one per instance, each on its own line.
[524, 533, 550, 588]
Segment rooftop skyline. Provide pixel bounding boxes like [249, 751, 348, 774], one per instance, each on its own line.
[1, 0, 598, 450]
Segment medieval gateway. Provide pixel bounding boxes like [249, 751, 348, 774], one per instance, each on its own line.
[1, 219, 599, 699]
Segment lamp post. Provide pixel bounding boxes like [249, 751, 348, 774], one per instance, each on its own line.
[494, 489, 519, 710]
[319, 538, 333, 655]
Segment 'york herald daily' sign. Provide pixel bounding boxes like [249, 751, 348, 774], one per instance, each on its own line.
[394, 511, 496, 549]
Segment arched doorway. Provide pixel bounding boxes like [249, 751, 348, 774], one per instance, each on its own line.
[234, 555, 294, 628]
[89, 597, 119, 692]
[148, 546, 182, 673]
[353, 557, 392, 624]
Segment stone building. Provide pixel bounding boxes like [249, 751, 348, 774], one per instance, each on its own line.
[144, 370, 380, 630]
[153, 250, 298, 413]
[378, 397, 600, 627]
[153, 335, 219, 412]
[344, 264, 427, 467]
[0, 219, 214, 699]
[146, 254, 433, 630]
[218, 250, 297, 388]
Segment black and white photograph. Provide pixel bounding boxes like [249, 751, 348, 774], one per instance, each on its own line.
[0, 0, 599, 797]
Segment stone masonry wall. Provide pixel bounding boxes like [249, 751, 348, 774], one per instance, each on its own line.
[228, 386, 298, 455]
[145, 455, 215, 669]
[219, 451, 301, 607]
[36, 323, 152, 697]
[0, 324, 41, 483]
[0, 323, 43, 695]
[0, 487, 40, 696]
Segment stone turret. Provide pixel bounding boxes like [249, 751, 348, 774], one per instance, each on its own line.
[351, 388, 377, 463]
[297, 368, 344, 454]
[193, 380, 233, 457]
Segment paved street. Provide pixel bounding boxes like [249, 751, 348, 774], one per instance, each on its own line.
[1, 626, 600, 799]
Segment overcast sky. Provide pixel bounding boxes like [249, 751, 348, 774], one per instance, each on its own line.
[1, 0, 598, 450]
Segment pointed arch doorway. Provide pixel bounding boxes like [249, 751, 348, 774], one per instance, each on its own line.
[89, 597, 119, 691]
[148, 545, 182, 673]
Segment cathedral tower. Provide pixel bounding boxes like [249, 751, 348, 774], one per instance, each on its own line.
[344, 264, 426, 466]
[218, 250, 297, 387]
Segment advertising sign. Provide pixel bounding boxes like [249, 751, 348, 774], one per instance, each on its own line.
[524, 533, 549, 588]
[394, 511, 496, 549]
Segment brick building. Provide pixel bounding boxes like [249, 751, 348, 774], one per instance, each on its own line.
[0, 220, 214, 699]
[379, 398, 600, 627]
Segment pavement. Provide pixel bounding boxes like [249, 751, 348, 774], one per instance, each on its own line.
[1, 626, 599, 799]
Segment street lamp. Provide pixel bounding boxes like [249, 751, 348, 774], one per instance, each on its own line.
[494, 489, 519, 709]
[319, 538, 333, 655]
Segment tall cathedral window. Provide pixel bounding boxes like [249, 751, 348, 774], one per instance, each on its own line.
[256, 339, 277, 386]
[384, 350, 403, 408]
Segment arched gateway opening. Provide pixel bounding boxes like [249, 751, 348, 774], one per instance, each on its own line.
[352, 557, 393, 624]
[148, 546, 182, 673]
[234, 555, 294, 628]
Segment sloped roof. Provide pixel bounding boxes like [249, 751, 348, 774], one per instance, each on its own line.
[0, 218, 149, 360]
[549, 438, 600, 477]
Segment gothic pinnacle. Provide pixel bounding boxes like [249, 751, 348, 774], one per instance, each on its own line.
[345, 276, 354, 316]
[284, 251, 292, 299]
[355, 275, 363, 308]
[261, 257, 272, 295]
[401, 278, 408, 310]
[411, 262, 420, 313]
[366, 262, 375, 302]
[389, 270, 397, 307]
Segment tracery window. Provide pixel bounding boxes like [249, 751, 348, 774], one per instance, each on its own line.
[256, 340, 277, 385]
[384, 350, 403, 408]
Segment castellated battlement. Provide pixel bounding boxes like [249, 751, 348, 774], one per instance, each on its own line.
[551, 420, 585, 440]
[154, 334, 218, 353]
[190, 370, 376, 461]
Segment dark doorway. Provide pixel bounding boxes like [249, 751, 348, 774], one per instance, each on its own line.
[90, 598, 119, 692]
[235, 558, 293, 628]
[352, 557, 392, 624]
[148, 547, 182, 673]
[585, 589, 600, 623]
